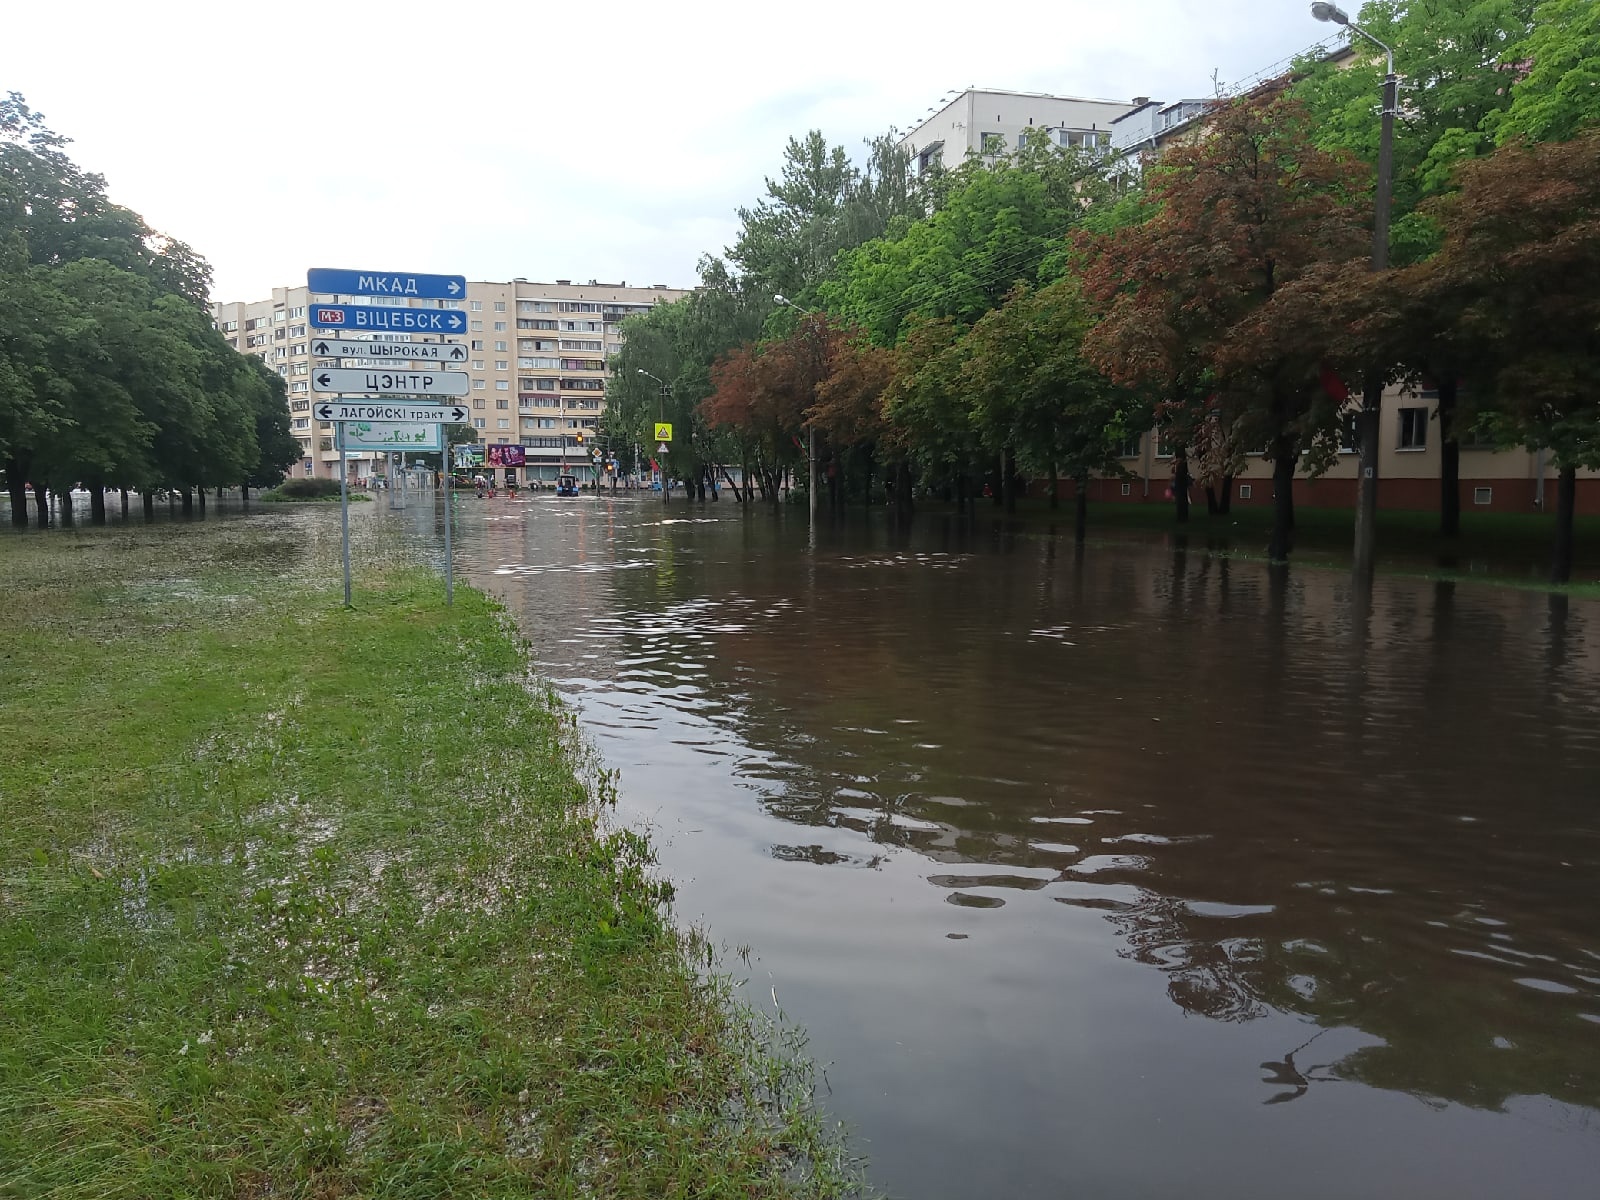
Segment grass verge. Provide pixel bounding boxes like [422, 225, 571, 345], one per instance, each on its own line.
[0, 515, 862, 1199]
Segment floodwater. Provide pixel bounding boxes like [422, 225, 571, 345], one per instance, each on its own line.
[417, 492, 1600, 1199]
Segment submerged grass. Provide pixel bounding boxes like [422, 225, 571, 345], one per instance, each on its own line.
[0, 514, 863, 1198]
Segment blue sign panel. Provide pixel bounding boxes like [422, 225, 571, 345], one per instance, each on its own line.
[308, 304, 468, 334]
[307, 267, 468, 301]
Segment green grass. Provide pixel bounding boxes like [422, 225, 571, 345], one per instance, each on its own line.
[961, 499, 1600, 595]
[0, 518, 862, 1199]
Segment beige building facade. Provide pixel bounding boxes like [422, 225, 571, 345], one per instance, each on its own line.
[1093, 385, 1600, 514]
[214, 278, 689, 483]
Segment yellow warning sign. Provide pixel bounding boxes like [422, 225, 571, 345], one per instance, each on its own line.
[654, 422, 673, 442]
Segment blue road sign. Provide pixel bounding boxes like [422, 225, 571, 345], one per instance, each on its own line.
[308, 304, 468, 334]
[307, 267, 467, 301]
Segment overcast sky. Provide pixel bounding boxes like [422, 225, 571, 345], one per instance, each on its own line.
[2, 0, 1340, 303]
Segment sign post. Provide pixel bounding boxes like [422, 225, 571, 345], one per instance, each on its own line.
[308, 264, 466, 607]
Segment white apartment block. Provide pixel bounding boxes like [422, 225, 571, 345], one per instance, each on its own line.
[213, 278, 690, 483]
[899, 88, 1137, 175]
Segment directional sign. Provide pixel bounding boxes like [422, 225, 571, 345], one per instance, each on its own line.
[309, 336, 468, 363]
[336, 421, 445, 452]
[308, 268, 467, 301]
[308, 304, 467, 334]
[313, 401, 471, 424]
[654, 422, 673, 442]
[311, 367, 470, 397]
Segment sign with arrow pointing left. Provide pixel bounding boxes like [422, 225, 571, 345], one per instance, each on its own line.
[313, 400, 471, 424]
[309, 337, 468, 363]
[311, 367, 470, 397]
[307, 267, 467, 301]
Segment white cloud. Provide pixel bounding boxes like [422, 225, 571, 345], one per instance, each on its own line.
[1, 0, 1333, 302]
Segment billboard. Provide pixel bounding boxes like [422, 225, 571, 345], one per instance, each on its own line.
[453, 444, 484, 468]
[486, 444, 526, 467]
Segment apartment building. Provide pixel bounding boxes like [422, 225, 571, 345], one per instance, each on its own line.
[213, 278, 690, 483]
[1086, 385, 1600, 515]
[899, 88, 1136, 175]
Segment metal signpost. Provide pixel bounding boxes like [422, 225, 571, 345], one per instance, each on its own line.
[309, 336, 468, 363]
[310, 265, 466, 607]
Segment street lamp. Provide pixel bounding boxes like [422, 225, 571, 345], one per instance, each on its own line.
[1313, 1, 1397, 577]
[773, 294, 819, 528]
[637, 368, 671, 503]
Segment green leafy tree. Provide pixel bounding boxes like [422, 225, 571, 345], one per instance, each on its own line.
[1491, 0, 1600, 143]
[1081, 86, 1370, 562]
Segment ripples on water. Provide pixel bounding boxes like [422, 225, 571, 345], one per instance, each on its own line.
[418, 496, 1600, 1200]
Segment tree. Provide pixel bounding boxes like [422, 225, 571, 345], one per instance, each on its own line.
[961, 280, 1144, 532]
[1400, 129, 1600, 582]
[1491, 0, 1600, 144]
[1080, 86, 1370, 562]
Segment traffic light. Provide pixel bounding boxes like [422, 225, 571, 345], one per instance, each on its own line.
[575, 431, 585, 445]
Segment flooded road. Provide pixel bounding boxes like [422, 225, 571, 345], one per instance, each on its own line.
[419, 493, 1600, 1199]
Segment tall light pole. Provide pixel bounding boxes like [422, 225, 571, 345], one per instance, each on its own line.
[637, 368, 671, 504]
[774, 294, 818, 528]
[1313, 1, 1397, 578]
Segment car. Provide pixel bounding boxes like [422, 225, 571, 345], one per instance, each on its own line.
[555, 474, 579, 497]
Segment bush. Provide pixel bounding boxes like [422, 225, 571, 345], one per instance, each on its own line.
[275, 477, 344, 499]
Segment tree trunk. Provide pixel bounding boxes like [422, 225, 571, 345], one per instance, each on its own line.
[32, 481, 49, 527]
[58, 489, 74, 527]
[1074, 474, 1088, 541]
[141, 489, 155, 520]
[1438, 377, 1460, 538]
[180, 488, 194, 515]
[897, 461, 913, 514]
[239, 483, 249, 509]
[217, 485, 226, 503]
[197, 488, 206, 514]
[1268, 436, 1298, 563]
[1003, 448, 1017, 514]
[1173, 447, 1191, 524]
[120, 488, 130, 518]
[7, 461, 27, 528]
[1219, 475, 1234, 514]
[88, 481, 107, 525]
[1048, 466, 1060, 510]
[1551, 464, 1576, 585]
[1204, 484, 1220, 515]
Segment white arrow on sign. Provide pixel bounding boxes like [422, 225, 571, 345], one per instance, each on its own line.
[313, 401, 472, 423]
[309, 337, 468, 363]
[311, 366, 471, 397]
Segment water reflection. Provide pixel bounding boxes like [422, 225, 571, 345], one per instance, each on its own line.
[422, 494, 1600, 1199]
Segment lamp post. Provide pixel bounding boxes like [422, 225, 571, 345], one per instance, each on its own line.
[637, 368, 671, 503]
[1313, 0, 1397, 578]
[773, 294, 818, 528]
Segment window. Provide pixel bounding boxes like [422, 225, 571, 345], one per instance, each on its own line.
[292, 417, 309, 430]
[497, 419, 510, 430]
[1339, 412, 1361, 453]
[303, 460, 314, 476]
[290, 343, 305, 357]
[981, 131, 1004, 153]
[470, 300, 483, 311]
[518, 300, 536, 312]
[1154, 431, 1177, 458]
[470, 320, 484, 331]
[473, 418, 487, 430]
[1239, 483, 1253, 500]
[1398, 406, 1428, 449]
[493, 301, 506, 312]
[1117, 434, 1141, 458]
[536, 379, 557, 391]
[496, 398, 509, 409]
[537, 417, 557, 428]
[471, 339, 484, 350]
[494, 341, 507, 352]
[288, 306, 305, 319]
[474, 399, 485, 410]
[472, 379, 486, 391]
[559, 339, 603, 351]
[495, 360, 508, 371]
[290, 381, 308, 393]
[1120, 481, 1132, 496]
[561, 378, 604, 391]
[495, 380, 509, 391]
[472, 359, 485, 370]
[1473, 486, 1493, 506]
